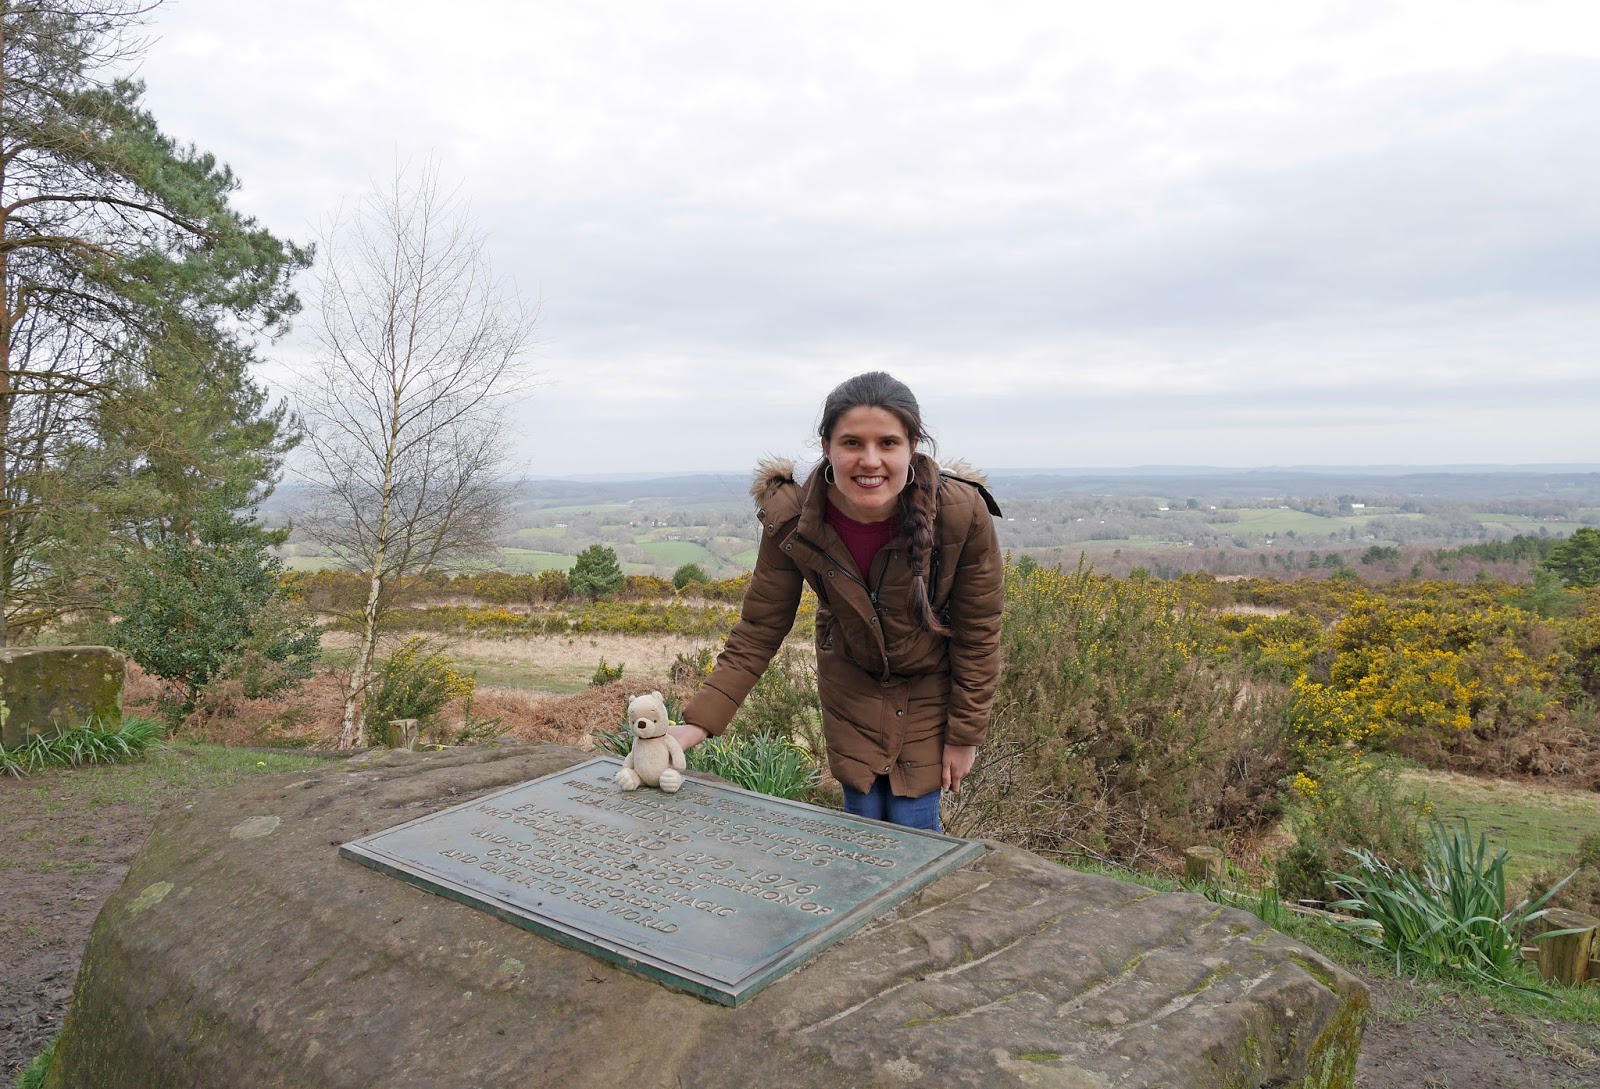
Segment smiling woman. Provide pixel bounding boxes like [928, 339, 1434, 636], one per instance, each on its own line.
[673, 372, 1005, 832]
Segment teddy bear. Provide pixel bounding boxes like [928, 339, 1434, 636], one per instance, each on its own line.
[613, 690, 687, 793]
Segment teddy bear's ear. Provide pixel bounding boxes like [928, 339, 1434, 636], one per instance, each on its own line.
[650, 690, 663, 701]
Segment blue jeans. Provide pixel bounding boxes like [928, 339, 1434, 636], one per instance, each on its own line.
[841, 776, 942, 832]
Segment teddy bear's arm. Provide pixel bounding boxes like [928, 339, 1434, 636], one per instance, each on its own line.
[665, 734, 687, 771]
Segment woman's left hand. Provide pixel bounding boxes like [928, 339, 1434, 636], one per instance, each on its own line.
[942, 744, 978, 793]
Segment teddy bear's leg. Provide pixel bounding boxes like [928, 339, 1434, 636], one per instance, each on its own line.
[615, 767, 642, 791]
[657, 767, 683, 793]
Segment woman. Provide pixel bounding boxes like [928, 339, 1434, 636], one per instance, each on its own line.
[670, 372, 1004, 831]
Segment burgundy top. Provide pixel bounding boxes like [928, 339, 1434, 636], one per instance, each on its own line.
[825, 503, 901, 581]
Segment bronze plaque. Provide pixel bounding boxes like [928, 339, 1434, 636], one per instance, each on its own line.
[340, 756, 983, 1005]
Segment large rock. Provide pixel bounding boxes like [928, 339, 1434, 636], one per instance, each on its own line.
[0, 646, 124, 749]
[48, 743, 1366, 1089]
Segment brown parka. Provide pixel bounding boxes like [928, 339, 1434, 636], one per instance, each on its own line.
[682, 458, 1005, 798]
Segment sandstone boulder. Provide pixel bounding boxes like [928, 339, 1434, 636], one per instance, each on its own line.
[0, 646, 124, 749]
[48, 743, 1365, 1089]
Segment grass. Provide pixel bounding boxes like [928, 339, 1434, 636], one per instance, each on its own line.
[1216, 509, 1384, 536]
[1401, 769, 1600, 890]
[636, 539, 719, 569]
[597, 727, 821, 800]
[509, 526, 569, 542]
[496, 548, 578, 573]
[1330, 820, 1569, 991]
[15, 1035, 54, 1089]
[458, 657, 588, 693]
[0, 718, 165, 778]
[4, 741, 328, 820]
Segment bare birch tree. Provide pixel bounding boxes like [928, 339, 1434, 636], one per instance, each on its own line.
[298, 163, 535, 748]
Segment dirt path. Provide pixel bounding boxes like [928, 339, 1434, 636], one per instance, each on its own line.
[3, 761, 1596, 1087]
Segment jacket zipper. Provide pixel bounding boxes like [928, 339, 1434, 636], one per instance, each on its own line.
[793, 533, 895, 675]
[794, 534, 892, 606]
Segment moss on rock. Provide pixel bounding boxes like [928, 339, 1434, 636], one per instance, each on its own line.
[0, 647, 124, 749]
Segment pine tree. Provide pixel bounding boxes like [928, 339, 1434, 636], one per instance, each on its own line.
[571, 545, 624, 601]
[1, 0, 309, 642]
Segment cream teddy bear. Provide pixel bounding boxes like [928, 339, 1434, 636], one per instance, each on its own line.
[614, 691, 686, 793]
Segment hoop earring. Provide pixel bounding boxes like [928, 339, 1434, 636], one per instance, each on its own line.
[906, 462, 916, 486]
[824, 463, 836, 486]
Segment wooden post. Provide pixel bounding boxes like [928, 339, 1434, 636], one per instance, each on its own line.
[1184, 847, 1225, 886]
[1535, 909, 1600, 987]
[386, 718, 419, 751]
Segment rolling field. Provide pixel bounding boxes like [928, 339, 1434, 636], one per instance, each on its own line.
[637, 539, 722, 570]
[1402, 768, 1600, 890]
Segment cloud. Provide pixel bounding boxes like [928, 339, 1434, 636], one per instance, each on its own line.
[134, 1, 1600, 473]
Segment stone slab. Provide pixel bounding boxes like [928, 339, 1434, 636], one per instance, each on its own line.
[340, 756, 984, 1005]
[0, 646, 124, 749]
[46, 743, 1367, 1089]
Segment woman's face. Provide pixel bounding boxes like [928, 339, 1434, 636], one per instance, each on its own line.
[822, 406, 916, 524]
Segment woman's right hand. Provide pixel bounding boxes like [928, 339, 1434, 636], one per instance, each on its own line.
[669, 722, 709, 750]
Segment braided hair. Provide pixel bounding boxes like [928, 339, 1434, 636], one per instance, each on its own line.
[818, 372, 951, 637]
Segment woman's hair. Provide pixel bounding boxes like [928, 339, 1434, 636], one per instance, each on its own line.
[818, 372, 950, 637]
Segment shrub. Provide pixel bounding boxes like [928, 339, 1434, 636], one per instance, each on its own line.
[570, 544, 624, 601]
[598, 718, 820, 801]
[590, 658, 625, 686]
[0, 717, 165, 778]
[113, 519, 320, 717]
[669, 645, 718, 684]
[1542, 527, 1600, 588]
[672, 562, 709, 590]
[535, 569, 571, 601]
[365, 638, 475, 730]
[623, 574, 674, 599]
[1525, 832, 1600, 918]
[949, 559, 1295, 865]
[1331, 819, 1572, 990]
[727, 647, 822, 752]
[688, 735, 820, 800]
[1275, 759, 1427, 902]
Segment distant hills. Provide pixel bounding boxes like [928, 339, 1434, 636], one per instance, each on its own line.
[264, 465, 1600, 517]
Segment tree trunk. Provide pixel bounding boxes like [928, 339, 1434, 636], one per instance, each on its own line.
[335, 385, 404, 749]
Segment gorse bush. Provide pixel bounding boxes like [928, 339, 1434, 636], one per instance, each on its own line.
[590, 658, 625, 686]
[1275, 758, 1428, 903]
[948, 560, 1294, 864]
[356, 601, 746, 640]
[365, 638, 475, 729]
[727, 646, 822, 754]
[1211, 579, 1594, 774]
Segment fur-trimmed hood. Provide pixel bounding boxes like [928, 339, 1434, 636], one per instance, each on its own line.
[749, 455, 990, 505]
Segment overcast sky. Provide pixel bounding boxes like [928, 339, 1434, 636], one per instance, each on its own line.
[133, 0, 1599, 476]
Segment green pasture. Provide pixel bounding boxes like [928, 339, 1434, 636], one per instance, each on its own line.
[1217, 509, 1380, 536]
[510, 526, 569, 542]
[638, 539, 720, 569]
[521, 502, 632, 515]
[1401, 769, 1600, 890]
[1471, 515, 1587, 536]
[496, 548, 577, 573]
